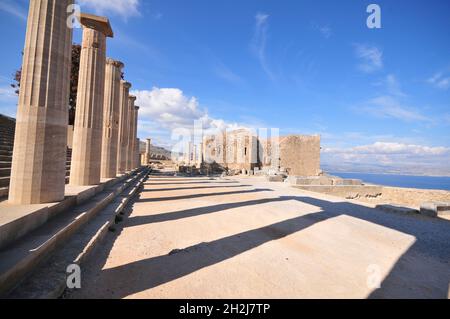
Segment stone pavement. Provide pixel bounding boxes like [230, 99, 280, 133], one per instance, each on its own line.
[67, 170, 450, 299]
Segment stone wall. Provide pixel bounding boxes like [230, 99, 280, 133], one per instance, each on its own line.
[203, 131, 321, 176]
[377, 186, 450, 209]
[279, 135, 321, 176]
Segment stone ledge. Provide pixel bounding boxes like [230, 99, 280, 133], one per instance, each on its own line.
[0, 168, 147, 297]
[375, 204, 419, 215]
[0, 170, 139, 251]
[420, 202, 450, 218]
[6, 170, 149, 299]
[293, 185, 383, 200]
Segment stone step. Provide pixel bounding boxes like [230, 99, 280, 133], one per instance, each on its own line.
[0, 139, 14, 145]
[0, 168, 11, 178]
[0, 168, 148, 297]
[0, 162, 12, 169]
[7, 171, 149, 299]
[0, 177, 10, 188]
[0, 149, 12, 156]
[420, 202, 450, 218]
[0, 144, 13, 151]
[0, 187, 8, 198]
[0, 136, 14, 140]
[0, 155, 12, 162]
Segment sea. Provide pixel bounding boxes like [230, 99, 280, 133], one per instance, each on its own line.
[330, 172, 450, 191]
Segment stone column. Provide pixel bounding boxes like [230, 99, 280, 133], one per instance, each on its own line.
[100, 58, 123, 179]
[117, 81, 131, 174]
[135, 138, 140, 168]
[70, 14, 113, 186]
[125, 95, 136, 171]
[144, 138, 151, 165]
[132, 105, 140, 168]
[9, 0, 73, 205]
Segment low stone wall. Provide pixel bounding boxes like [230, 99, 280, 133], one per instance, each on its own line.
[294, 183, 450, 209]
[377, 186, 450, 209]
[294, 185, 383, 200]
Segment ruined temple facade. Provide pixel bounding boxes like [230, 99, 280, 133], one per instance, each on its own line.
[202, 129, 321, 176]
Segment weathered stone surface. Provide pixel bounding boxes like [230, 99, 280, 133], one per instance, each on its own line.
[117, 81, 131, 174]
[101, 58, 123, 179]
[9, 0, 73, 204]
[125, 96, 136, 171]
[420, 202, 450, 218]
[266, 175, 285, 182]
[70, 14, 113, 186]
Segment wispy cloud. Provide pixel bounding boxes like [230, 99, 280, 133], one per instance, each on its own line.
[427, 71, 450, 90]
[319, 25, 332, 39]
[0, 84, 18, 118]
[354, 43, 383, 73]
[384, 74, 406, 97]
[77, 0, 141, 19]
[358, 95, 430, 122]
[0, 0, 27, 21]
[213, 62, 244, 86]
[251, 12, 275, 80]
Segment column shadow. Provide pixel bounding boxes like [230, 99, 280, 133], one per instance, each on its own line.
[81, 205, 333, 299]
[141, 184, 252, 192]
[295, 197, 450, 299]
[76, 194, 450, 299]
[137, 188, 274, 202]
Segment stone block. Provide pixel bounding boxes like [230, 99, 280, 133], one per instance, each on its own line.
[266, 175, 285, 182]
[420, 202, 450, 218]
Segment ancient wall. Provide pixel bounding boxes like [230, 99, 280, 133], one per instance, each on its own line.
[279, 135, 321, 176]
[377, 186, 450, 209]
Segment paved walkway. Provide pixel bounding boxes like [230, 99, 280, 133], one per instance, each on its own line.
[68, 171, 450, 298]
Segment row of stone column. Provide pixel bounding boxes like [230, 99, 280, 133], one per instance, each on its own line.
[8, 0, 141, 205]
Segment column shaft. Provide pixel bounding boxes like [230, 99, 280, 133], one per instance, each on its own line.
[132, 106, 140, 168]
[125, 95, 136, 172]
[9, 0, 73, 204]
[117, 81, 131, 174]
[70, 27, 107, 185]
[100, 58, 123, 178]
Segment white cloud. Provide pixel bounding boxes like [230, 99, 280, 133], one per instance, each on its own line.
[0, 0, 27, 21]
[324, 142, 449, 156]
[427, 72, 450, 90]
[322, 142, 450, 175]
[0, 85, 18, 118]
[77, 0, 140, 19]
[354, 44, 383, 73]
[385, 74, 406, 97]
[0, 85, 17, 102]
[359, 95, 430, 122]
[251, 12, 274, 80]
[132, 87, 243, 148]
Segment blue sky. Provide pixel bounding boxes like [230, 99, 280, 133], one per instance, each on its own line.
[0, 0, 449, 174]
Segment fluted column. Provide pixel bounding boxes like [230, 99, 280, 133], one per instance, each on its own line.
[143, 138, 151, 165]
[125, 95, 136, 172]
[117, 81, 131, 174]
[9, 0, 73, 204]
[100, 58, 123, 179]
[70, 14, 113, 186]
[132, 105, 140, 168]
[135, 137, 140, 168]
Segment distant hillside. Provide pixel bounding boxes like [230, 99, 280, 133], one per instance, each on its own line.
[139, 141, 172, 159]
